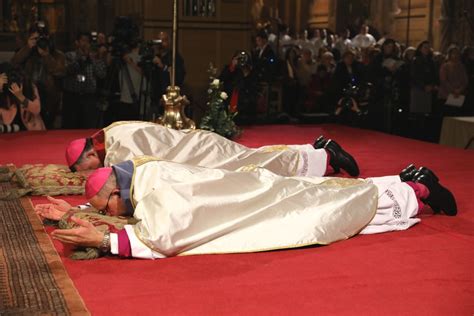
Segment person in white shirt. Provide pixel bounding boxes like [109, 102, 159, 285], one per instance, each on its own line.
[334, 29, 352, 56]
[352, 24, 376, 49]
[310, 29, 327, 53]
[334, 29, 353, 55]
[118, 40, 145, 120]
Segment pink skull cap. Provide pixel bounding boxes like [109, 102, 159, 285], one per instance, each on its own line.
[65, 138, 87, 167]
[85, 167, 113, 199]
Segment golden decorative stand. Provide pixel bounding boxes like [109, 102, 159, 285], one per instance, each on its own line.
[156, 86, 195, 129]
[155, 0, 195, 130]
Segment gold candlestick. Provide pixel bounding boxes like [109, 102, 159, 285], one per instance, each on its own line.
[155, 0, 195, 130]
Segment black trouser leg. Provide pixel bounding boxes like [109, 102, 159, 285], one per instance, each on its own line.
[62, 91, 82, 129]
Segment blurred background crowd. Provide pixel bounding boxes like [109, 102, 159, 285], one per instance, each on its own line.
[226, 23, 473, 142]
[0, 0, 472, 144]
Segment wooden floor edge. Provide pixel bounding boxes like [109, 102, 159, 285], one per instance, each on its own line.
[21, 197, 90, 316]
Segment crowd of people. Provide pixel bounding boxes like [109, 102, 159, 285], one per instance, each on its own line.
[220, 24, 474, 140]
[0, 21, 185, 132]
[1, 20, 473, 142]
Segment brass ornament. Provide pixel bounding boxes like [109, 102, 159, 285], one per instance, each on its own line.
[156, 86, 195, 129]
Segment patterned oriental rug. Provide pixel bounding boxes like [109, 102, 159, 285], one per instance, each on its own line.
[0, 182, 89, 315]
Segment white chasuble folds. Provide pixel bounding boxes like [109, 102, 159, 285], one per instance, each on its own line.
[102, 121, 320, 176]
[125, 157, 378, 258]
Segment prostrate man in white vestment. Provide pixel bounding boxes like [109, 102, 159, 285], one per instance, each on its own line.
[45, 157, 457, 259]
[64, 121, 360, 178]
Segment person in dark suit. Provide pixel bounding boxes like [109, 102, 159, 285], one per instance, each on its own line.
[251, 30, 276, 83]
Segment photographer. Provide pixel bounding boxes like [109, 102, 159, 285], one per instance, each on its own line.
[151, 32, 186, 104]
[0, 63, 45, 132]
[94, 32, 109, 62]
[62, 32, 107, 129]
[219, 51, 258, 120]
[333, 50, 365, 116]
[11, 23, 65, 129]
[116, 39, 144, 120]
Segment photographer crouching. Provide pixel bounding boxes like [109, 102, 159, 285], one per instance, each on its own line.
[333, 49, 369, 125]
[0, 63, 45, 132]
[11, 22, 65, 129]
[62, 32, 107, 129]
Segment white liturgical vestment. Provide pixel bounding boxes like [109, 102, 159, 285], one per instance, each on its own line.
[102, 121, 328, 177]
[110, 157, 420, 259]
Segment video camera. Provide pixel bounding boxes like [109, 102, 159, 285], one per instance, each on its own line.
[138, 39, 162, 71]
[109, 16, 140, 60]
[90, 31, 107, 54]
[342, 83, 359, 99]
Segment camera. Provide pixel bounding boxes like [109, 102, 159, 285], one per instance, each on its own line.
[138, 39, 162, 71]
[90, 31, 99, 52]
[235, 51, 252, 69]
[36, 36, 50, 50]
[91, 31, 98, 43]
[5, 65, 23, 87]
[340, 82, 360, 109]
[1, 65, 25, 98]
[342, 83, 359, 98]
[34, 21, 51, 51]
[36, 21, 47, 34]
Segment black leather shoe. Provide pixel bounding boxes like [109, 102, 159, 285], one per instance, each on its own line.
[417, 166, 439, 182]
[313, 135, 327, 149]
[414, 171, 457, 216]
[324, 139, 360, 177]
[399, 164, 417, 182]
[399, 165, 440, 183]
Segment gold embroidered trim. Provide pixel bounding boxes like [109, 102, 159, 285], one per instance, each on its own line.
[260, 145, 290, 153]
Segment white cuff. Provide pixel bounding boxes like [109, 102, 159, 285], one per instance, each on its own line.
[110, 233, 119, 255]
[296, 148, 328, 177]
[124, 225, 165, 259]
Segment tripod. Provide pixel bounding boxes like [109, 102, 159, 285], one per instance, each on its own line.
[137, 62, 155, 121]
[97, 56, 139, 126]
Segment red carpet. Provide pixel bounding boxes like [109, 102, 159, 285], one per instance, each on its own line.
[1, 124, 473, 315]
